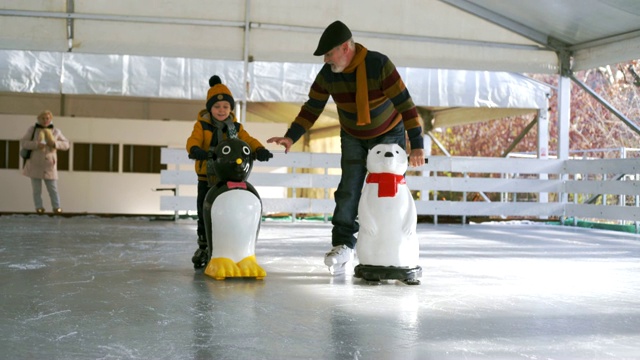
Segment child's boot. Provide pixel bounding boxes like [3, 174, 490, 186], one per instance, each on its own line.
[191, 235, 209, 269]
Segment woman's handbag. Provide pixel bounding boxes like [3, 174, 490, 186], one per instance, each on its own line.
[20, 125, 38, 162]
[20, 148, 31, 160]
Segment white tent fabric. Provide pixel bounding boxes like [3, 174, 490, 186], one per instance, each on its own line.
[1, 0, 638, 73]
[0, 50, 550, 110]
[1, 0, 638, 129]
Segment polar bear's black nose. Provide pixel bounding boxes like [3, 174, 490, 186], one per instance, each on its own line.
[384, 152, 393, 157]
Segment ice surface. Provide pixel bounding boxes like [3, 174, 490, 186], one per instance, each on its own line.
[1, 215, 639, 359]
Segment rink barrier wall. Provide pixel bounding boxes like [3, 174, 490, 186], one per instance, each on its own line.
[160, 148, 640, 224]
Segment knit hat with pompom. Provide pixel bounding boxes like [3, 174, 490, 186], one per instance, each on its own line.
[206, 75, 235, 112]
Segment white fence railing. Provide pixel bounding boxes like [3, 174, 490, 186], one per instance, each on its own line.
[160, 148, 640, 226]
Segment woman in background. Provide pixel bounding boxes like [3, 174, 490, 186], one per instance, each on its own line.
[21, 110, 70, 214]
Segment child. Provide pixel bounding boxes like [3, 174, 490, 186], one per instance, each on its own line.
[186, 75, 273, 269]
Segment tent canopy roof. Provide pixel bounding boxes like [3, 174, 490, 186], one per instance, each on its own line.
[1, 0, 638, 130]
[2, 0, 639, 73]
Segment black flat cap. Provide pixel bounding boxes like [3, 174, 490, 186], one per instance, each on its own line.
[313, 21, 352, 56]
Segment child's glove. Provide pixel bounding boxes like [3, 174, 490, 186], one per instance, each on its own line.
[189, 146, 208, 160]
[255, 148, 273, 162]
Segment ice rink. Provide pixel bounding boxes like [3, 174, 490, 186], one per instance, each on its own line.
[2, 215, 640, 359]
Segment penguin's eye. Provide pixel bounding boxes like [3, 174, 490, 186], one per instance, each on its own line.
[376, 151, 382, 154]
[222, 145, 231, 155]
[243, 146, 250, 155]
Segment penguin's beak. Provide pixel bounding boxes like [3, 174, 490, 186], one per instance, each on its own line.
[235, 158, 242, 165]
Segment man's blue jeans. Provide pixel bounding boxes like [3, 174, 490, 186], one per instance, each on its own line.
[331, 121, 407, 249]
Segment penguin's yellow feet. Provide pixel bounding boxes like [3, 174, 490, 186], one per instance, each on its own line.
[204, 257, 241, 280]
[237, 255, 267, 279]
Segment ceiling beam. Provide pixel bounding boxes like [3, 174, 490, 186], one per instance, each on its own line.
[571, 30, 640, 71]
[0, 9, 245, 27]
[250, 22, 544, 51]
[438, 0, 553, 50]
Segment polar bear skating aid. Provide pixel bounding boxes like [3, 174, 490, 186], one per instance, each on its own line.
[354, 143, 422, 285]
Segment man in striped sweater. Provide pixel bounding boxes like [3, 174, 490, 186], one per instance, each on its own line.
[267, 21, 426, 275]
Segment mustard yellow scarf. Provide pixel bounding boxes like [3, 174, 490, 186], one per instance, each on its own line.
[343, 43, 370, 126]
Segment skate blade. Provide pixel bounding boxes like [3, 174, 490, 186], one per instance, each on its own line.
[328, 263, 348, 276]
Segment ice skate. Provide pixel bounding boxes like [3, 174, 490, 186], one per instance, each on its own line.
[324, 245, 354, 275]
[191, 248, 208, 269]
[192, 234, 209, 269]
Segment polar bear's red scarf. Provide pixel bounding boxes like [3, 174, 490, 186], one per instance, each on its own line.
[365, 173, 406, 197]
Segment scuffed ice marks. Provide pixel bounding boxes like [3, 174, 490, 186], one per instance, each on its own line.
[8, 261, 47, 270]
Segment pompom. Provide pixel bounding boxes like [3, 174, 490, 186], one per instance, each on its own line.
[209, 75, 221, 87]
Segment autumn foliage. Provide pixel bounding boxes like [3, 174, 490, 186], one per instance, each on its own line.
[431, 60, 640, 159]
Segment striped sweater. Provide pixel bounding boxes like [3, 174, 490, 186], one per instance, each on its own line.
[286, 46, 424, 150]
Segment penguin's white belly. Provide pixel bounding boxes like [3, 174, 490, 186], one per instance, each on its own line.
[210, 190, 261, 262]
[356, 185, 418, 267]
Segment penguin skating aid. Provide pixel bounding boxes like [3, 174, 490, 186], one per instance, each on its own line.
[202, 138, 266, 280]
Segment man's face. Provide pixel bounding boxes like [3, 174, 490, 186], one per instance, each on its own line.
[323, 43, 349, 73]
[210, 101, 232, 121]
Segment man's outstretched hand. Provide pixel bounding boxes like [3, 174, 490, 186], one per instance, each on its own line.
[266, 137, 293, 154]
[409, 149, 426, 167]
[267, 137, 424, 166]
